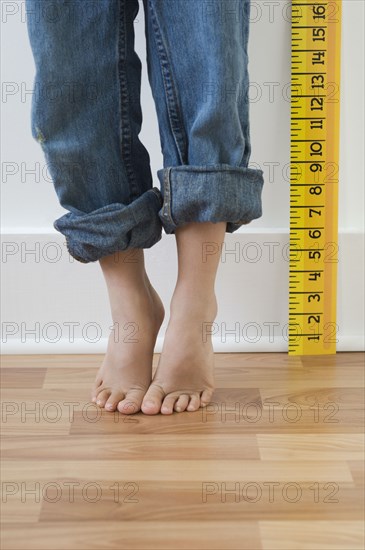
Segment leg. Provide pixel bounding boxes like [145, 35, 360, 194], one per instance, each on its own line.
[25, 0, 165, 411]
[25, 0, 163, 263]
[141, 0, 264, 414]
[143, 0, 264, 233]
[141, 221, 225, 415]
[92, 249, 164, 413]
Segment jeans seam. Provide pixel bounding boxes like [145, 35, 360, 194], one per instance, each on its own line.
[241, 82, 252, 168]
[117, 0, 139, 202]
[161, 167, 175, 228]
[147, 0, 187, 165]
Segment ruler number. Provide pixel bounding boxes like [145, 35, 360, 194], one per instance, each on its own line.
[310, 160, 323, 173]
[312, 27, 326, 42]
[308, 294, 321, 303]
[312, 5, 326, 21]
[309, 249, 321, 260]
[310, 141, 323, 157]
[311, 74, 325, 89]
[309, 208, 321, 217]
[311, 96, 324, 112]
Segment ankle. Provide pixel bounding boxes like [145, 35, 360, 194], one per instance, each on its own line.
[173, 279, 216, 299]
[170, 285, 218, 318]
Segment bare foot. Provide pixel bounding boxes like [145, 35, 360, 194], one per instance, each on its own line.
[141, 287, 216, 415]
[91, 276, 164, 414]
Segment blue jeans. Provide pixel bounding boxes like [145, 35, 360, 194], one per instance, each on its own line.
[26, 0, 264, 263]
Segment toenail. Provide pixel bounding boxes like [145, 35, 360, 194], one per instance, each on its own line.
[106, 404, 113, 409]
[143, 401, 155, 408]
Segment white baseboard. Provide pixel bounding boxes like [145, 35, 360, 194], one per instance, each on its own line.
[1, 335, 363, 355]
[1, 229, 364, 354]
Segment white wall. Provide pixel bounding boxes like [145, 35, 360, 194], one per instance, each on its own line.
[1, 0, 364, 353]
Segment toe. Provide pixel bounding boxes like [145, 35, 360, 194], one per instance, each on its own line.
[105, 392, 125, 412]
[96, 389, 111, 408]
[174, 394, 190, 413]
[187, 394, 201, 412]
[161, 395, 179, 415]
[117, 389, 145, 415]
[91, 378, 103, 402]
[141, 384, 165, 415]
[201, 389, 214, 407]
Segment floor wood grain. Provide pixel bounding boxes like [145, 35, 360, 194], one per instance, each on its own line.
[1, 352, 364, 550]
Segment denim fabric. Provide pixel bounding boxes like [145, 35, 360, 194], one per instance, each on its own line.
[26, 0, 264, 263]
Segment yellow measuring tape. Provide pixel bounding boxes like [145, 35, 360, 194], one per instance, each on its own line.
[288, 0, 342, 355]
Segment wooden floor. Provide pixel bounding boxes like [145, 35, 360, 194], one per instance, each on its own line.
[1, 352, 364, 550]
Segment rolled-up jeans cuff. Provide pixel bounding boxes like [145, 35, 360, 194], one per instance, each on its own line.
[157, 164, 264, 234]
[53, 188, 163, 263]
